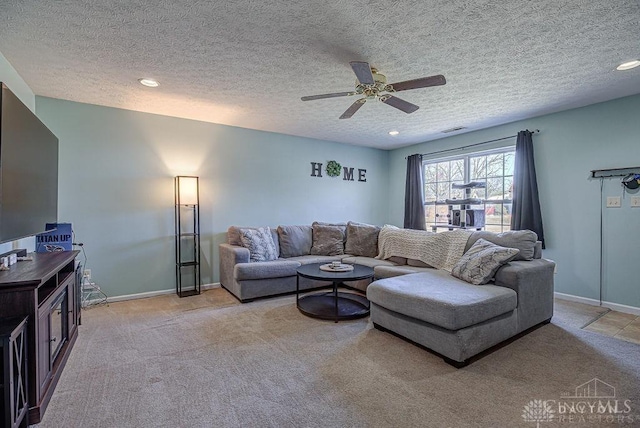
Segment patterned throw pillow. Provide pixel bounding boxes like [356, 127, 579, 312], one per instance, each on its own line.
[239, 227, 278, 262]
[451, 239, 519, 285]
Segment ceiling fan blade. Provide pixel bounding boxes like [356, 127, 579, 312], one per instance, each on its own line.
[301, 91, 354, 101]
[349, 61, 375, 85]
[339, 99, 366, 119]
[379, 95, 419, 114]
[388, 75, 446, 92]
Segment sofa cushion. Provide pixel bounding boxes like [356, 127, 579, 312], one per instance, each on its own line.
[367, 271, 517, 330]
[373, 265, 434, 279]
[310, 224, 345, 256]
[239, 227, 279, 262]
[285, 255, 343, 265]
[465, 230, 537, 261]
[234, 260, 301, 281]
[452, 239, 519, 285]
[277, 225, 312, 257]
[533, 241, 542, 259]
[345, 221, 380, 257]
[385, 256, 408, 265]
[342, 256, 397, 269]
[407, 258, 432, 268]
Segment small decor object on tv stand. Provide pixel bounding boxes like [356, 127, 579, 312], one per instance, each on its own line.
[35, 223, 73, 253]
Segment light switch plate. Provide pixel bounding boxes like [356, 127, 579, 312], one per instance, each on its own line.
[631, 196, 640, 207]
[606, 197, 621, 208]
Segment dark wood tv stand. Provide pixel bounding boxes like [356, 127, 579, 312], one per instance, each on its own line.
[0, 251, 80, 424]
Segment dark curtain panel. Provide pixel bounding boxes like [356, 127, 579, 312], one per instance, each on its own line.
[511, 130, 545, 247]
[404, 154, 426, 230]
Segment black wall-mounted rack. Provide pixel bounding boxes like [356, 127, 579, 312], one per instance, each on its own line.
[591, 166, 640, 178]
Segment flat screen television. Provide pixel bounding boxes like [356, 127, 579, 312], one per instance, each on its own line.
[0, 83, 58, 244]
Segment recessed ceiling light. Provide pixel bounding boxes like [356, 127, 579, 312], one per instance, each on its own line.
[616, 60, 640, 71]
[138, 78, 159, 87]
[389, 130, 400, 136]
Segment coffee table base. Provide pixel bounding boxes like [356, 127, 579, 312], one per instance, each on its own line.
[297, 291, 370, 321]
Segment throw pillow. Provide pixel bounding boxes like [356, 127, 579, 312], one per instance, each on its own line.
[227, 226, 246, 246]
[277, 225, 313, 257]
[310, 224, 345, 256]
[239, 227, 279, 262]
[464, 230, 537, 261]
[312, 221, 347, 242]
[345, 221, 380, 257]
[452, 239, 519, 285]
[229, 226, 280, 258]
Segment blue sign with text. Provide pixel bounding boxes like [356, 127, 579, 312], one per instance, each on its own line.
[36, 223, 73, 252]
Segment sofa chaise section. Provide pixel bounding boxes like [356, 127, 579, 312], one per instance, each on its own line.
[367, 254, 555, 366]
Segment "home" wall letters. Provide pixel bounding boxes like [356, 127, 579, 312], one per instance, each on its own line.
[310, 162, 367, 182]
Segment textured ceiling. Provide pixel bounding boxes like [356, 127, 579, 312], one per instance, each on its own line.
[0, 0, 639, 149]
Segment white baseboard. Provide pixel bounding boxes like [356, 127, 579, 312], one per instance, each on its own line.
[87, 286, 640, 316]
[86, 283, 221, 304]
[555, 292, 640, 316]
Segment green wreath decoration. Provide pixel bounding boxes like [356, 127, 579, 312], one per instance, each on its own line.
[326, 160, 341, 177]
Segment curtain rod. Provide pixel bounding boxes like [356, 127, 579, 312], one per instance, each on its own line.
[406, 129, 539, 159]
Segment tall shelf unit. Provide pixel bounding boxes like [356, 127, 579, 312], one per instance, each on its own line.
[431, 182, 486, 232]
[174, 176, 201, 297]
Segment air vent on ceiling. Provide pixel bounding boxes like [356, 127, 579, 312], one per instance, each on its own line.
[441, 126, 466, 134]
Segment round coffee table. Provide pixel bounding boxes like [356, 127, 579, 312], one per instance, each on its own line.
[296, 262, 374, 322]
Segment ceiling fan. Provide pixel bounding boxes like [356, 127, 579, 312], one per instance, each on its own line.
[301, 61, 446, 119]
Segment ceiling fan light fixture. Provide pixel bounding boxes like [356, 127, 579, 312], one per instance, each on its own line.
[388, 130, 400, 136]
[139, 78, 160, 87]
[301, 61, 445, 119]
[616, 60, 640, 71]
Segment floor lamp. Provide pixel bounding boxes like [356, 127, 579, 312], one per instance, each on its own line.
[174, 176, 201, 297]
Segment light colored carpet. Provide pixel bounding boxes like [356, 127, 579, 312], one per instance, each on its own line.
[553, 298, 611, 328]
[35, 288, 640, 428]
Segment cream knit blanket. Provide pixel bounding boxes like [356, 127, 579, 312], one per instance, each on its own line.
[376, 225, 473, 272]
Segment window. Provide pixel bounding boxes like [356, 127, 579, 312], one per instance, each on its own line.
[423, 147, 515, 232]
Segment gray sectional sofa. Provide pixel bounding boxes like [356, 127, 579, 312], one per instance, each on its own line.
[219, 222, 555, 366]
[219, 222, 380, 303]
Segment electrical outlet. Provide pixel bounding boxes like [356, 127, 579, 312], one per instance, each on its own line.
[606, 197, 621, 208]
[631, 196, 640, 208]
[83, 269, 91, 280]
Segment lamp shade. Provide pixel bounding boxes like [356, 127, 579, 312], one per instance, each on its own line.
[175, 176, 199, 205]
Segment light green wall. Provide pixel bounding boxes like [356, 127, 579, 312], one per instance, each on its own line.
[0, 51, 37, 254]
[388, 94, 640, 309]
[5, 42, 639, 308]
[35, 97, 389, 298]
